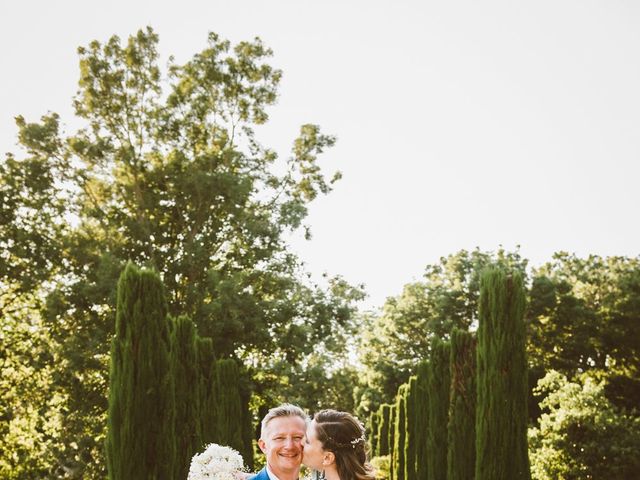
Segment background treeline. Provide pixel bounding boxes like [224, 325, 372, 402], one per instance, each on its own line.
[370, 269, 531, 480]
[363, 250, 640, 479]
[1, 28, 640, 479]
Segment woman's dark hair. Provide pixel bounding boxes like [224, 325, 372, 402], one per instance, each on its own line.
[313, 410, 376, 480]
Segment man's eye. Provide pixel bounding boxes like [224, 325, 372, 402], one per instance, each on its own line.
[274, 437, 284, 441]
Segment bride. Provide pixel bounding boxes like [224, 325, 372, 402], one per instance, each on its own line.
[302, 409, 376, 480]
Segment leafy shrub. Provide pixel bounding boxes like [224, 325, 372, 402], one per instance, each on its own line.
[371, 455, 390, 480]
[529, 370, 640, 480]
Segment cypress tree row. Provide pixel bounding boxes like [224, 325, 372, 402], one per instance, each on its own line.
[426, 339, 450, 480]
[476, 268, 530, 480]
[377, 404, 391, 456]
[172, 315, 202, 479]
[415, 361, 429, 480]
[369, 411, 380, 457]
[404, 376, 418, 480]
[105, 264, 255, 477]
[392, 384, 407, 480]
[215, 359, 246, 458]
[197, 337, 217, 444]
[447, 328, 477, 480]
[106, 264, 175, 479]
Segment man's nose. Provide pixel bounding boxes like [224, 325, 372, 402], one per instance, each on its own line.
[284, 437, 299, 448]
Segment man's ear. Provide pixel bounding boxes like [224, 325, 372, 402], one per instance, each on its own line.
[322, 451, 336, 466]
[258, 439, 267, 454]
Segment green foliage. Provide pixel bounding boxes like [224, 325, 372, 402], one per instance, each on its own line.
[1, 27, 360, 476]
[371, 455, 390, 480]
[0, 298, 63, 479]
[476, 268, 530, 480]
[391, 385, 407, 480]
[527, 253, 640, 411]
[252, 343, 363, 415]
[106, 264, 175, 479]
[356, 285, 430, 417]
[447, 329, 476, 480]
[356, 248, 527, 418]
[0, 114, 69, 301]
[528, 371, 640, 480]
[426, 339, 450, 480]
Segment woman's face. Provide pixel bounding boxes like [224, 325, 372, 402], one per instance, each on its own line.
[302, 420, 327, 471]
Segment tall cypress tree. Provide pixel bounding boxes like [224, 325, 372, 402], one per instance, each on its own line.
[415, 361, 429, 480]
[392, 384, 407, 480]
[405, 376, 418, 480]
[239, 379, 255, 470]
[448, 328, 477, 480]
[476, 268, 530, 480]
[197, 337, 217, 444]
[106, 263, 175, 479]
[369, 411, 380, 457]
[171, 315, 201, 479]
[196, 337, 218, 449]
[389, 403, 397, 480]
[215, 359, 246, 457]
[426, 339, 450, 480]
[377, 404, 391, 456]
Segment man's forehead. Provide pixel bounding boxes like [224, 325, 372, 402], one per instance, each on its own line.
[265, 416, 307, 436]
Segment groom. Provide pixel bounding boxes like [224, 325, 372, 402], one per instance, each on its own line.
[252, 404, 308, 480]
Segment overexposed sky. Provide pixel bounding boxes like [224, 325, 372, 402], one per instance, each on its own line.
[2, 1, 639, 309]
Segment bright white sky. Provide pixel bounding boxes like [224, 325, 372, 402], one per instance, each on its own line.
[1, 1, 639, 309]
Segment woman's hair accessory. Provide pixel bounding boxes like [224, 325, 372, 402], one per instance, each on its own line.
[330, 432, 366, 449]
[349, 433, 366, 447]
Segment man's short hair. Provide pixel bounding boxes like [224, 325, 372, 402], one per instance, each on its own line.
[260, 403, 308, 439]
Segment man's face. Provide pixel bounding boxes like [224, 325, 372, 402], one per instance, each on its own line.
[258, 416, 307, 477]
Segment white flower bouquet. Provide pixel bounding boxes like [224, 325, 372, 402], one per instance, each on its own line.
[188, 443, 246, 480]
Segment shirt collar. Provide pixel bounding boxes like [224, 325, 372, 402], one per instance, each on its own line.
[266, 464, 282, 480]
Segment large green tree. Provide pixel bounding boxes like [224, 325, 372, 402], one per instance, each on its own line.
[527, 253, 640, 411]
[529, 370, 640, 480]
[0, 28, 361, 477]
